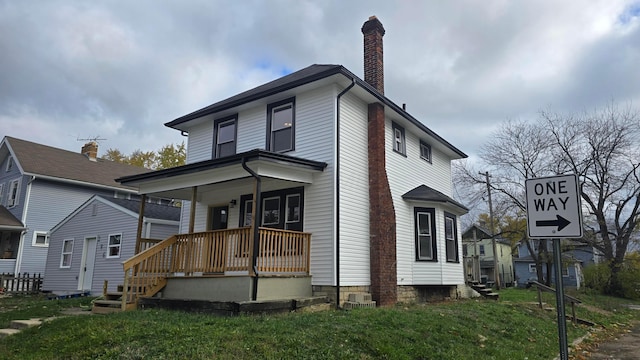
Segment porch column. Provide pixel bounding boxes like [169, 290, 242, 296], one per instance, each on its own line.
[134, 194, 147, 254]
[185, 186, 197, 275]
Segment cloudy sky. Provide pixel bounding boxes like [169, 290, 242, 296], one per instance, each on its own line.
[1, 0, 639, 162]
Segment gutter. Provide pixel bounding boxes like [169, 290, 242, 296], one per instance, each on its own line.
[335, 79, 356, 309]
[241, 157, 262, 301]
[23, 173, 138, 194]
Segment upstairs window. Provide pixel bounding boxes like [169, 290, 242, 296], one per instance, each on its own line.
[6, 156, 13, 172]
[214, 116, 237, 158]
[445, 212, 458, 262]
[7, 179, 19, 207]
[479, 244, 485, 256]
[420, 140, 432, 163]
[392, 122, 406, 155]
[267, 98, 295, 153]
[415, 207, 437, 261]
[107, 233, 122, 258]
[0, 183, 4, 205]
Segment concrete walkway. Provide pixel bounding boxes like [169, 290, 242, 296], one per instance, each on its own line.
[0, 307, 92, 338]
[586, 322, 640, 359]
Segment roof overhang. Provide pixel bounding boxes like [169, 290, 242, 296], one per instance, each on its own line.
[117, 149, 327, 199]
[402, 185, 469, 214]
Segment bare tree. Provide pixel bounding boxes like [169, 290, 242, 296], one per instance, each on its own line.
[456, 103, 640, 294]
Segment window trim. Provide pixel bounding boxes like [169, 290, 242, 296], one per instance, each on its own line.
[414, 207, 437, 261]
[60, 238, 74, 268]
[6, 156, 13, 172]
[419, 140, 432, 163]
[213, 114, 238, 158]
[529, 263, 537, 273]
[392, 121, 406, 156]
[266, 97, 296, 153]
[444, 212, 459, 263]
[32, 231, 49, 247]
[7, 179, 20, 208]
[261, 196, 281, 226]
[106, 233, 122, 259]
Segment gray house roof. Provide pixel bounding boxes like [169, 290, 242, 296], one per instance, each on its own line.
[165, 64, 467, 159]
[0, 205, 24, 230]
[1, 136, 147, 191]
[402, 185, 468, 212]
[101, 197, 181, 222]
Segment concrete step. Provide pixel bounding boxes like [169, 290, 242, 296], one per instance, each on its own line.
[0, 328, 21, 338]
[11, 319, 43, 330]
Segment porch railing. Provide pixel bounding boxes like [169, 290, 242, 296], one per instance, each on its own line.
[121, 227, 311, 310]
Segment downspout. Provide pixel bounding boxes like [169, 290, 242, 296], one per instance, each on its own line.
[335, 79, 356, 309]
[242, 157, 262, 301]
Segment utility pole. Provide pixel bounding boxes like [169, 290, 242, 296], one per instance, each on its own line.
[480, 171, 501, 290]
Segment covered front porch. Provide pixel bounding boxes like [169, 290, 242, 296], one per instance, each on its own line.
[113, 150, 327, 311]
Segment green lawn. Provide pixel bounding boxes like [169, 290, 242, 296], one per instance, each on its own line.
[0, 289, 638, 359]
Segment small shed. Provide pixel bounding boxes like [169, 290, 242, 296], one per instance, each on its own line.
[43, 195, 180, 295]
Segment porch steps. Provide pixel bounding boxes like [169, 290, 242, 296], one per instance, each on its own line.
[92, 285, 135, 314]
[469, 282, 499, 300]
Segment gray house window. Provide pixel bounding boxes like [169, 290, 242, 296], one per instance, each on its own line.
[7, 179, 19, 207]
[60, 239, 74, 268]
[0, 183, 4, 205]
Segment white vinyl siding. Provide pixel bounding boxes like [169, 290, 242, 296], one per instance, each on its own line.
[186, 120, 214, 163]
[337, 91, 370, 286]
[236, 107, 266, 152]
[385, 117, 464, 286]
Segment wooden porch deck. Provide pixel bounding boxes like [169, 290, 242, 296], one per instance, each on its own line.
[118, 227, 311, 310]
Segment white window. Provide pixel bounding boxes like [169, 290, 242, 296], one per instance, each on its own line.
[0, 183, 4, 204]
[262, 197, 280, 225]
[420, 141, 432, 163]
[32, 231, 49, 247]
[415, 208, 435, 260]
[60, 239, 74, 268]
[392, 122, 406, 155]
[243, 200, 253, 227]
[445, 213, 458, 262]
[268, 99, 295, 153]
[6, 156, 13, 172]
[107, 233, 122, 258]
[7, 179, 19, 207]
[529, 263, 537, 273]
[214, 117, 237, 158]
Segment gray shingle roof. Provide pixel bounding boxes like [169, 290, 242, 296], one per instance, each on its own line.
[0, 205, 24, 229]
[4, 137, 147, 190]
[101, 197, 181, 222]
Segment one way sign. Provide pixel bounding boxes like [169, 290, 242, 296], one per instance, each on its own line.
[525, 174, 583, 238]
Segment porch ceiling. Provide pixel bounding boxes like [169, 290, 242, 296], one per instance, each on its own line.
[117, 149, 327, 200]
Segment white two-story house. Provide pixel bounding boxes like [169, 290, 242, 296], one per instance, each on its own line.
[117, 16, 468, 308]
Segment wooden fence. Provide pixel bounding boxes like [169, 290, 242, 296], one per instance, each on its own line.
[0, 273, 43, 294]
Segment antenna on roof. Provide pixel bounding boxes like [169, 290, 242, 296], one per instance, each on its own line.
[77, 136, 107, 143]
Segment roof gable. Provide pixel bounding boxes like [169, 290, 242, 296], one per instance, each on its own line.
[2, 137, 147, 191]
[402, 185, 468, 212]
[0, 205, 24, 230]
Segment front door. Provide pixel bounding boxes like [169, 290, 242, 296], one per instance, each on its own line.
[208, 206, 229, 230]
[78, 237, 97, 292]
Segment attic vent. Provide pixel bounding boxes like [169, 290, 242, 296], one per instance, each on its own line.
[343, 293, 376, 309]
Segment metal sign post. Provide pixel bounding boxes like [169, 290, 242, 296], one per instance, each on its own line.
[525, 174, 583, 360]
[552, 238, 568, 360]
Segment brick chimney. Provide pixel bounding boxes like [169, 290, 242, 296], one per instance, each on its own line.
[363, 16, 397, 306]
[81, 141, 98, 161]
[361, 15, 385, 94]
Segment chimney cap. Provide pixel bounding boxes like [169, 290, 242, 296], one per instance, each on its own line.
[362, 15, 385, 35]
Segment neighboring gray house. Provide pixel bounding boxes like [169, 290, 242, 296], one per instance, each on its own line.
[0, 136, 146, 276]
[513, 239, 601, 288]
[43, 195, 180, 295]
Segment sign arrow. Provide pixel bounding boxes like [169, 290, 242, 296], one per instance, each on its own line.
[536, 215, 571, 231]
